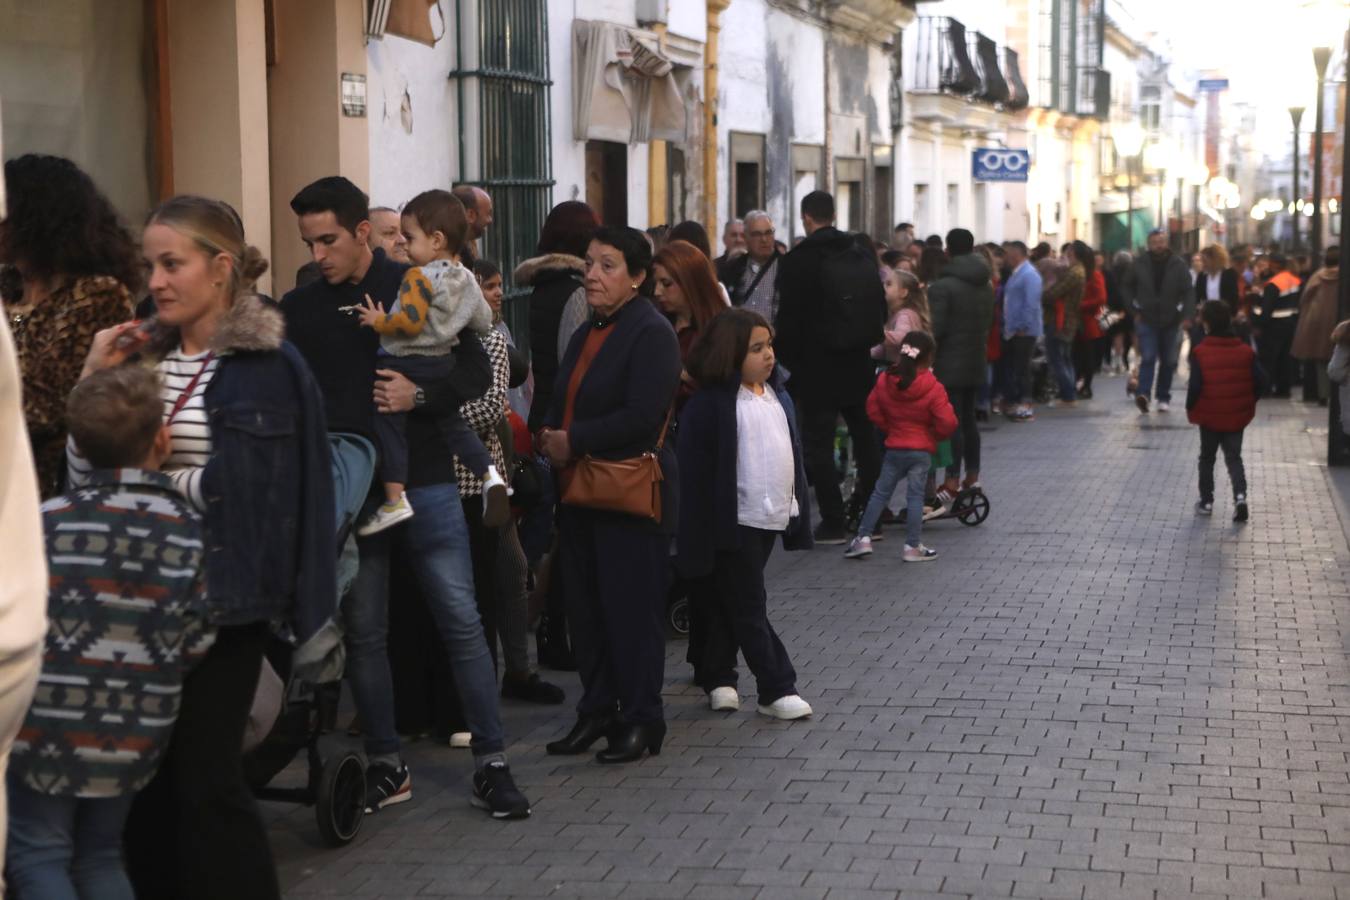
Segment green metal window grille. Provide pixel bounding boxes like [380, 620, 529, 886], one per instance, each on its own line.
[451, 0, 554, 355]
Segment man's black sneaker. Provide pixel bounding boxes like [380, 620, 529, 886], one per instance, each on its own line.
[364, 762, 411, 813]
[502, 672, 565, 705]
[813, 522, 849, 545]
[471, 762, 531, 819]
[1233, 495, 1249, 522]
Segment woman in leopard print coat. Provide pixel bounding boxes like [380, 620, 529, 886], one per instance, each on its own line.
[1, 155, 141, 498]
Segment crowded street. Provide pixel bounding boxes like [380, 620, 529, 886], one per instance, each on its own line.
[4, 0, 1350, 899]
[268, 390, 1350, 899]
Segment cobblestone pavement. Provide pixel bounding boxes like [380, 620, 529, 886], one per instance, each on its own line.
[272, 379, 1350, 899]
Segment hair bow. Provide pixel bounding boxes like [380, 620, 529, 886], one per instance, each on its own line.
[900, 344, 921, 359]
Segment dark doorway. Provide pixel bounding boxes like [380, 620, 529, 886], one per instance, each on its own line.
[585, 140, 628, 225]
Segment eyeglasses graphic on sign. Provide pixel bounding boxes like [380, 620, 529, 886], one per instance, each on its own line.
[972, 148, 1031, 182]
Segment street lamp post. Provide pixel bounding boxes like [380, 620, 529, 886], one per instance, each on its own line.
[1113, 122, 1145, 253]
[1311, 46, 1332, 257]
[1290, 106, 1305, 251]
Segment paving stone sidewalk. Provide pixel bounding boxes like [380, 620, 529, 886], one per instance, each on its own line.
[272, 381, 1350, 899]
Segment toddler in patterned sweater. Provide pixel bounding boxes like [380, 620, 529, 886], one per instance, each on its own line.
[356, 189, 509, 534]
[7, 366, 214, 897]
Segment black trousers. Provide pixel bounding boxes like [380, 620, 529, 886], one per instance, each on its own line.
[1198, 427, 1247, 502]
[944, 386, 980, 481]
[125, 623, 279, 900]
[1002, 335, 1036, 406]
[1073, 336, 1104, 392]
[799, 399, 880, 528]
[1259, 317, 1298, 397]
[691, 526, 796, 705]
[557, 506, 668, 724]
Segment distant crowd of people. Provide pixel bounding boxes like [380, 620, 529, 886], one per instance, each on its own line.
[2, 150, 1346, 900]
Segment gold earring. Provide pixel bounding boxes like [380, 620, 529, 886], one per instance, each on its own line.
[631, 283, 638, 290]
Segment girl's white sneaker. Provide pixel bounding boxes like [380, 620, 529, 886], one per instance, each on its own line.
[709, 687, 740, 711]
[756, 695, 813, 720]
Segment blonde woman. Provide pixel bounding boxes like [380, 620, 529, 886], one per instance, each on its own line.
[74, 196, 335, 900]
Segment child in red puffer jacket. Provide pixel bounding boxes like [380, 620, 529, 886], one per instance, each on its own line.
[846, 331, 958, 562]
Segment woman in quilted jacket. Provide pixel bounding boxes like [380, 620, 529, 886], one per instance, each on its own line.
[846, 331, 957, 563]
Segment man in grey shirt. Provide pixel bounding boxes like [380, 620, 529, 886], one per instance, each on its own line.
[722, 210, 781, 321]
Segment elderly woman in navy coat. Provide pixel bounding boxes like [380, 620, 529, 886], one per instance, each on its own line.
[537, 226, 681, 764]
[676, 308, 815, 721]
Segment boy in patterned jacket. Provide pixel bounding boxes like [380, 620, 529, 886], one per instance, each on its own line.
[355, 188, 510, 535]
[6, 366, 214, 897]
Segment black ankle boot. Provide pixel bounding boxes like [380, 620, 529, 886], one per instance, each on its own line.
[595, 721, 666, 764]
[545, 713, 613, 755]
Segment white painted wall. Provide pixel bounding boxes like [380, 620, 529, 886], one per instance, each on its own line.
[666, 0, 705, 42]
[366, 2, 459, 209]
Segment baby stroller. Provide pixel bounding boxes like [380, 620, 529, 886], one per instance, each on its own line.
[243, 433, 376, 847]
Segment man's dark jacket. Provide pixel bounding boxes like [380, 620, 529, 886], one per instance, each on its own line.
[774, 226, 877, 406]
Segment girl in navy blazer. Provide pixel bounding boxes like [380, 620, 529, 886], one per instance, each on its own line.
[676, 308, 814, 720]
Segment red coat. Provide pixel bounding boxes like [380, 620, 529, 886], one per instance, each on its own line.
[1188, 336, 1257, 432]
[865, 368, 959, 454]
[1078, 270, 1107, 340]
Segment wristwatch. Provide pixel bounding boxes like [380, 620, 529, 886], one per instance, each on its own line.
[413, 386, 426, 407]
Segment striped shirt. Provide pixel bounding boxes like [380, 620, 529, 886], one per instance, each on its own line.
[68, 349, 219, 511]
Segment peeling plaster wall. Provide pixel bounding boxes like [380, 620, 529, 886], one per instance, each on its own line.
[366, 3, 458, 209]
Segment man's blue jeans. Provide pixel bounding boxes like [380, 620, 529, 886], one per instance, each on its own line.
[6, 779, 136, 900]
[1045, 337, 1077, 401]
[858, 449, 932, 547]
[345, 482, 504, 758]
[1135, 319, 1181, 403]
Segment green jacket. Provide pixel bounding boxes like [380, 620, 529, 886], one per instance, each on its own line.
[929, 253, 995, 388]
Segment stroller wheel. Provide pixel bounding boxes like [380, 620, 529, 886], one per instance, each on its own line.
[316, 752, 366, 847]
[668, 596, 690, 636]
[955, 490, 990, 527]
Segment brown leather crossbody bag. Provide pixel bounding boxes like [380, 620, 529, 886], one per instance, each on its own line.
[561, 408, 673, 521]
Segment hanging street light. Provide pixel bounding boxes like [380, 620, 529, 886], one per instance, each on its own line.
[1112, 121, 1146, 253]
[1290, 106, 1306, 250]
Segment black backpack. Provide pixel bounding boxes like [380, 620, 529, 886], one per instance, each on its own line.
[816, 239, 887, 352]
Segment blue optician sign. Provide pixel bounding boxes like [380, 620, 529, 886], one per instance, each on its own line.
[972, 148, 1030, 182]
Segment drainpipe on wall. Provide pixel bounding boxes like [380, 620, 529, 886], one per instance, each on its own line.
[704, 0, 731, 232]
[823, 34, 834, 194]
[647, 18, 669, 227]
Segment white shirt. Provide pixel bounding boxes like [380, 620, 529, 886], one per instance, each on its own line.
[735, 385, 798, 531]
[68, 348, 218, 512]
[1205, 272, 1221, 301]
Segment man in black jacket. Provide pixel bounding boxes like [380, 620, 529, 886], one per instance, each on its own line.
[280, 177, 531, 820]
[774, 191, 884, 544]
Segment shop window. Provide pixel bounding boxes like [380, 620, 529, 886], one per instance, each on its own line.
[585, 141, 628, 226]
[0, 2, 158, 225]
[730, 132, 765, 219]
[666, 145, 687, 225]
[790, 144, 824, 241]
[836, 158, 864, 233]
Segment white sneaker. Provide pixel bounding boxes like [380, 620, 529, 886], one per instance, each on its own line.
[448, 732, 472, 748]
[357, 492, 415, 536]
[843, 535, 872, 559]
[756, 695, 812, 720]
[1156, 401, 1170, 412]
[709, 687, 740, 711]
[481, 466, 510, 528]
[903, 544, 938, 563]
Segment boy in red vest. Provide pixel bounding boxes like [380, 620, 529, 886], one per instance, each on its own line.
[1187, 300, 1268, 521]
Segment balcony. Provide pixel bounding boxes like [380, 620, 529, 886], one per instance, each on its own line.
[1077, 67, 1110, 120]
[908, 17, 1028, 127]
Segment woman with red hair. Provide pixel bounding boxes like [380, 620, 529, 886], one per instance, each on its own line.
[653, 239, 728, 383]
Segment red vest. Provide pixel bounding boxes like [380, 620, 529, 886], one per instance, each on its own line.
[1188, 336, 1256, 432]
